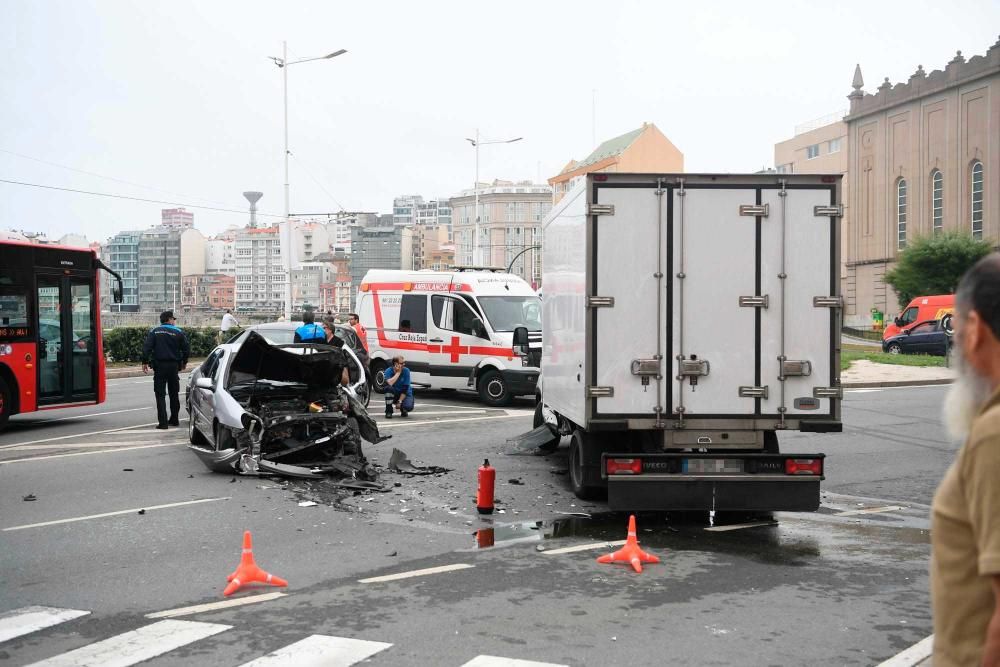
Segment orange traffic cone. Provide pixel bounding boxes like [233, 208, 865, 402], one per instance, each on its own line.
[597, 515, 660, 573]
[223, 531, 288, 596]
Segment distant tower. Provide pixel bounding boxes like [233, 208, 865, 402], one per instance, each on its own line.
[243, 191, 263, 228]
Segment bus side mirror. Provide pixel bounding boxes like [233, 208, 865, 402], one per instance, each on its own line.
[113, 279, 124, 304]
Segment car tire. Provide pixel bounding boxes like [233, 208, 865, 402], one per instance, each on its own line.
[478, 369, 511, 407]
[215, 422, 235, 452]
[0, 376, 12, 429]
[533, 402, 560, 453]
[188, 400, 207, 445]
[357, 380, 371, 408]
[569, 429, 605, 500]
[370, 359, 389, 394]
[887, 343, 902, 355]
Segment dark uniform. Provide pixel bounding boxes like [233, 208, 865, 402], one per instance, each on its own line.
[142, 317, 190, 429]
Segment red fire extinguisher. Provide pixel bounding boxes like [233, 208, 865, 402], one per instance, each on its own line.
[477, 458, 495, 515]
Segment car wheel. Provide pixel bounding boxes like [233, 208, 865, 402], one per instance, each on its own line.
[357, 380, 371, 408]
[215, 421, 235, 452]
[887, 343, 902, 355]
[188, 400, 207, 445]
[478, 369, 511, 407]
[569, 429, 605, 500]
[370, 359, 388, 394]
[533, 402, 559, 453]
[0, 376, 12, 429]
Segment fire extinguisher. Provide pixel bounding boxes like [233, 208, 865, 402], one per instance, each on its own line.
[477, 458, 495, 515]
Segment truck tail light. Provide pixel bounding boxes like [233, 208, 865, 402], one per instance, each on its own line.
[606, 458, 642, 475]
[785, 458, 823, 476]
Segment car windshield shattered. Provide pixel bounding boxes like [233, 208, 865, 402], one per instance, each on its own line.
[189, 331, 388, 488]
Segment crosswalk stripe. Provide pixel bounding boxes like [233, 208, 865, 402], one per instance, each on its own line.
[462, 656, 569, 667]
[24, 619, 231, 667]
[239, 635, 393, 666]
[0, 606, 90, 643]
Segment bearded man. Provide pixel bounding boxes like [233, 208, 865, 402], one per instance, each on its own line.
[932, 253, 1000, 666]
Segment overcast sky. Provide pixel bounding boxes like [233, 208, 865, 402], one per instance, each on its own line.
[2, 1, 998, 243]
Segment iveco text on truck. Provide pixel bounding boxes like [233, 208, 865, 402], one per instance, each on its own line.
[534, 173, 843, 512]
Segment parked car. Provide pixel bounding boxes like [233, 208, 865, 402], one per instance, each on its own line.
[883, 294, 954, 340]
[185, 330, 378, 477]
[881, 319, 950, 356]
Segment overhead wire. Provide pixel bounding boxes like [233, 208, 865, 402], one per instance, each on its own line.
[0, 178, 287, 219]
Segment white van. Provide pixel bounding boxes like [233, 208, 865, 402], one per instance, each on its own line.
[357, 269, 541, 406]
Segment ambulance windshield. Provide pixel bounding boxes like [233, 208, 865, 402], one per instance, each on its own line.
[477, 296, 542, 332]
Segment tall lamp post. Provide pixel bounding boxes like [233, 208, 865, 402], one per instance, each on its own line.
[465, 131, 521, 267]
[270, 42, 347, 321]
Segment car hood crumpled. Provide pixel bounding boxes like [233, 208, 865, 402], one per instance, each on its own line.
[228, 330, 347, 389]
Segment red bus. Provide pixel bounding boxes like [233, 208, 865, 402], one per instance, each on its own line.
[0, 240, 123, 428]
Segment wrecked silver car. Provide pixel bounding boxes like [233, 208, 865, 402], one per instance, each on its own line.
[186, 331, 386, 480]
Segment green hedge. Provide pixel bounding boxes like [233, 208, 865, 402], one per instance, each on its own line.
[103, 327, 231, 363]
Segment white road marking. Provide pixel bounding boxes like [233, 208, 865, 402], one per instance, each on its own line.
[875, 634, 934, 667]
[379, 414, 528, 429]
[146, 592, 287, 619]
[704, 521, 778, 532]
[359, 563, 474, 583]
[24, 619, 230, 667]
[5, 440, 186, 451]
[835, 505, 905, 517]
[239, 634, 393, 667]
[9, 407, 154, 425]
[0, 606, 90, 643]
[0, 443, 184, 465]
[0, 422, 163, 449]
[541, 540, 627, 555]
[462, 656, 568, 667]
[845, 389, 882, 394]
[378, 410, 487, 418]
[2, 497, 230, 532]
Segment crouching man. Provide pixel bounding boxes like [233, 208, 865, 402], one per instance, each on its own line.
[384, 355, 414, 418]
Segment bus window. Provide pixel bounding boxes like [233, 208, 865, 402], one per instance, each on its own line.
[0, 287, 29, 336]
[37, 277, 64, 400]
[71, 281, 95, 393]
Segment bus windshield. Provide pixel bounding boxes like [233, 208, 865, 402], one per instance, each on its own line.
[477, 295, 542, 332]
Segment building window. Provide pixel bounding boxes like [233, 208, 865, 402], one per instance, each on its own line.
[896, 178, 907, 250]
[827, 138, 842, 154]
[931, 170, 943, 235]
[971, 161, 984, 240]
[806, 144, 820, 160]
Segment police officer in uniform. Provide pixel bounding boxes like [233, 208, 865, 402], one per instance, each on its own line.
[294, 310, 327, 343]
[142, 311, 190, 430]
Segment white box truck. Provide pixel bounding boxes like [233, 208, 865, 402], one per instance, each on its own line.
[357, 269, 542, 406]
[535, 173, 843, 512]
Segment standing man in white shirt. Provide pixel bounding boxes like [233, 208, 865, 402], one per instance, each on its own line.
[219, 309, 239, 343]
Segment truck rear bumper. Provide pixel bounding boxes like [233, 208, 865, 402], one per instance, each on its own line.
[607, 476, 821, 512]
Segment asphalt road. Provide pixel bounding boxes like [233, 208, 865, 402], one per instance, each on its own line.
[0, 379, 956, 666]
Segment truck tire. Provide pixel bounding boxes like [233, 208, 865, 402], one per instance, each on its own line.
[533, 402, 560, 453]
[370, 359, 389, 394]
[569, 429, 605, 500]
[478, 369, 511, 407]
[0, 376, 11, 429]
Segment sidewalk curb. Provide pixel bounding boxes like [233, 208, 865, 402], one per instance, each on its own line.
[843, 378, 952, 389]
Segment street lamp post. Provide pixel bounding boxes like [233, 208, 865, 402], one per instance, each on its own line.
[271, 42, 347, 321]
[465, 131, 522, 267]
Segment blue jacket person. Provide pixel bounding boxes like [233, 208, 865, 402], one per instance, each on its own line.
[142, 311, 190, 429]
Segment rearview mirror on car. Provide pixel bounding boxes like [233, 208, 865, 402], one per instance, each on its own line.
[195, 377, 214, 390]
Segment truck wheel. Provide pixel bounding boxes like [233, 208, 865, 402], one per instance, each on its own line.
[533, 402, 560, 453]
[569, 429, 605, 500]
[478, 369, 511, 407]
[370, 359, 388, 394]
[0, 376, 11, 429]
[764, 430, 779, 454]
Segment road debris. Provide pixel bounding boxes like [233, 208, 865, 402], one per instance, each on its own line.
[297, 501, 319, 507]
[387, 448, 450, 476]
[22, 494, 36, 502]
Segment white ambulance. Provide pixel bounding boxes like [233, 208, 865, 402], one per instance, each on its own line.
[356, 269, 542, 406]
